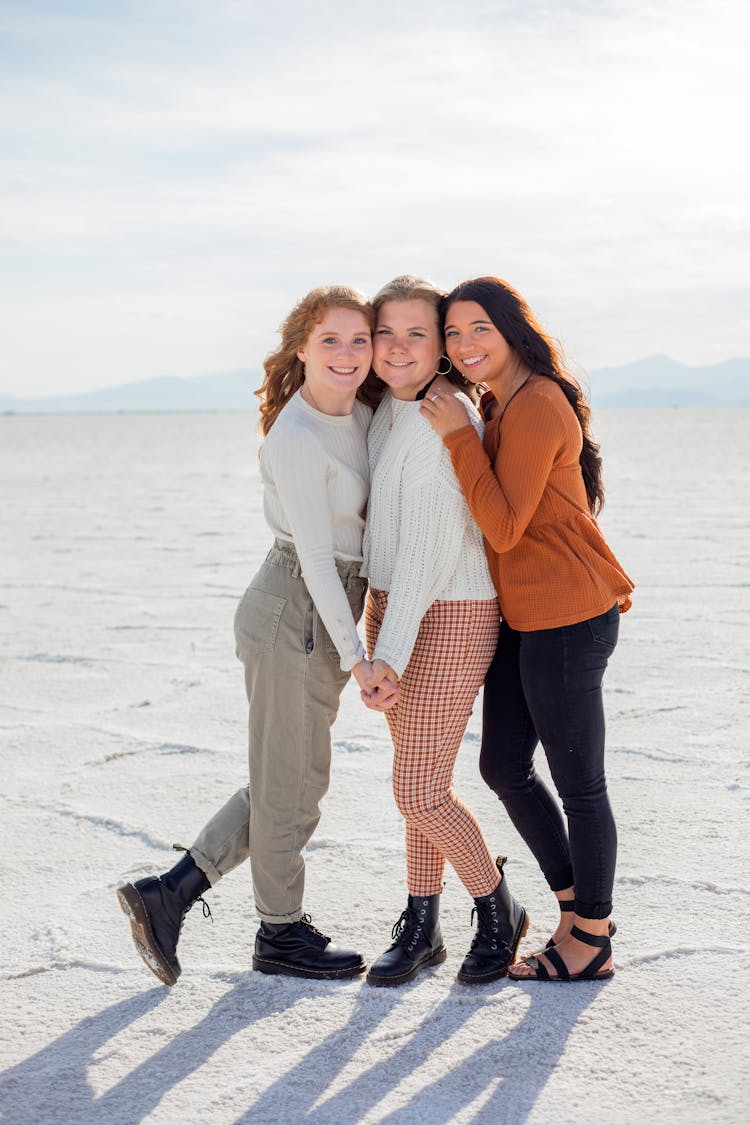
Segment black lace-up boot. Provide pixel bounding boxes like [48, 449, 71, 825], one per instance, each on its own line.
[457, 856, 529, 984]
[253, 915, 366, 979]
[117, 850, 211, 986]
[366, 893, 446, 987]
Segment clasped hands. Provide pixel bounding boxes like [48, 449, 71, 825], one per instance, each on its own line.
[352, 658, 399, 712]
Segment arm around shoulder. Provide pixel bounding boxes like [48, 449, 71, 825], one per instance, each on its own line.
[442, 389, 566, 553]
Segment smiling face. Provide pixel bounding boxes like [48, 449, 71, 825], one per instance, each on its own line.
[372, 298, 442, 400]
[296, 307, 373, 412]
[443, 300, 514, 387]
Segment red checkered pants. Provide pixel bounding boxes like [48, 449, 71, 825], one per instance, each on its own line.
[366, 590, 501, 897]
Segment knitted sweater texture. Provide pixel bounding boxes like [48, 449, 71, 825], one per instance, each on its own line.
[444, 376, 634, 630]
[260, 390, 370, 669]
[363, 390, 496, 676]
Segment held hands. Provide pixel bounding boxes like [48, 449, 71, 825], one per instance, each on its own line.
[419, 376, 471, 438]
[369, 659, 399, 711]
[352, 659, 400, 712]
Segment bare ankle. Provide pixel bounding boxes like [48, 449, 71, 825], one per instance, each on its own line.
[554, 887, 574, 910]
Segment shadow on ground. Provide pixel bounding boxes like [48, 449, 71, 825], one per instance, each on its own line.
[0, 972, 606, 1123]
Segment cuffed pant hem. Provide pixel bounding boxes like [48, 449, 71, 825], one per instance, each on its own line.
[407, 884, 444, 898]
[189, 847, 223, 887]
[257, 908, 304, 925]
[575, 899, 613, 919]
[545, 865, 574, 892]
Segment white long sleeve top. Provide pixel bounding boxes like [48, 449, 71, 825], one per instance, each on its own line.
[260, 389, 370, 670]
[362, 389, 496, 677]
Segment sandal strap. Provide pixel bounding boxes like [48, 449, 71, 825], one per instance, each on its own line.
[577, 943, 612, 979]
[524, 955, 551, 981]
[571, 925, 610, 948]
[558, 900, 575, 912]
[543, 946, 571, 981]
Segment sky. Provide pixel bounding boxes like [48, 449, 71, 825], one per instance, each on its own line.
[1, 0, 748, 398]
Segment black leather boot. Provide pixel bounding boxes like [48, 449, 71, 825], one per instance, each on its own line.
[457, 857, 529, 984]
[253, 915, 366, 979]
[117, 851, 211, 986]
[366, 894, 446, 987]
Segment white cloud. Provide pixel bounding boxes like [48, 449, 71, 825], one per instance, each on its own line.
[1, 0, 748, 395]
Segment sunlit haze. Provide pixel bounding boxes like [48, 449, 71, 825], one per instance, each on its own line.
[2, 0, 748, 397]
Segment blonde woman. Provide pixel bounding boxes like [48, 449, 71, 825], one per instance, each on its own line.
[362, 276, 528, 987]
[118, 286, 396, 985]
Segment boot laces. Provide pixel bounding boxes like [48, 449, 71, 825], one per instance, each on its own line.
[170, 844, 213, 926]
[299, 914, 329, 941]
[391, 906, 422, 947]
[180, 895, 213, 937]
[470, 900, 510, 955]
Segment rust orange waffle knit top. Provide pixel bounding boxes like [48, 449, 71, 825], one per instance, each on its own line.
[443, 375, 634, 630]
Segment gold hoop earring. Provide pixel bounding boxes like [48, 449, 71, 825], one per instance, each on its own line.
[436, 356, 452, 376]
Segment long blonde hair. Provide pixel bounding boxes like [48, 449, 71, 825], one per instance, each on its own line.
[256, 285, 379, 435]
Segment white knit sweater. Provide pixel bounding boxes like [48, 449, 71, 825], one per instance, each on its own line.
[362, 390, 496, 677]
[260, 389, 370, 670]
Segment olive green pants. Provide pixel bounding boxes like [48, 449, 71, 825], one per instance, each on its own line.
[189, 541, 366, 923]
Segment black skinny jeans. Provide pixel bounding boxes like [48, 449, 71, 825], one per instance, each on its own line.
[480, 603, 620, 919]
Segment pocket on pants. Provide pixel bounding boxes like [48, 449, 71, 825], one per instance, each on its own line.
[234, 587, 286, 660]
[586, 604, 619, 650]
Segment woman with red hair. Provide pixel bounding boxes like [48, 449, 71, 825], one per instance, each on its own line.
[118, 285, 395, 986]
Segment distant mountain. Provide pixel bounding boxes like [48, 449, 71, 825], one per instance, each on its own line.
[587, 356, 750, 408]
[0, 369, 261, 413]
[2, 357, 749, 412]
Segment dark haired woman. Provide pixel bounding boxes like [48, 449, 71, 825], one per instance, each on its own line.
[118, 286, 397, 986]
[420, 277, 633, 983]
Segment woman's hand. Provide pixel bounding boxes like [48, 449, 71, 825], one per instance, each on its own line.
[352, 659, 400, 711]
[419, 383, 472, 438]
[367, 659, 400, 711]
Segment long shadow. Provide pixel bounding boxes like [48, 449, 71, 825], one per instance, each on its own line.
[243, 977, 604, 1123]
[0, 987, 167, 1123]
[0, 975, 328, 1124]
[233, 984, 399, 1123]
[1, 972, 605, 1123]
[299, 983, 480, 1123]
[380, 982, 606, 1124]
[92, 975, 315, 1121]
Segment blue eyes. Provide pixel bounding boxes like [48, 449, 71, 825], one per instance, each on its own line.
[322, 336, 370, 345]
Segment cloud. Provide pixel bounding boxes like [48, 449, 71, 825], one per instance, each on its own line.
[1, 0, 748, 394]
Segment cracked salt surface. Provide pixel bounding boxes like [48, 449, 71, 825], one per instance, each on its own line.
[1, 410, 748, 1123]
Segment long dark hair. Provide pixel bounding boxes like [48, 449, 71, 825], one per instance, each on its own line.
[442, 277, 605, 515]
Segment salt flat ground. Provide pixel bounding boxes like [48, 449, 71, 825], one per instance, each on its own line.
[1, 409, 748, 1125]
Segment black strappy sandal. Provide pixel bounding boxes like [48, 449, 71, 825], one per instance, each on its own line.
[545, 901, 617, 950]
[510, 924, 614, 983]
